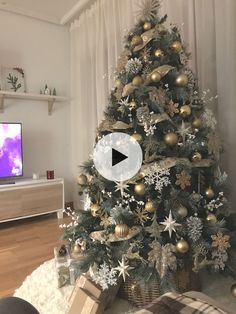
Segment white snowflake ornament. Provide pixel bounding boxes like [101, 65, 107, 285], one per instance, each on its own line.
[90, 262, 117, 290]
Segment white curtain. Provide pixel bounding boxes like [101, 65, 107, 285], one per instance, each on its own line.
[70, 0, 236, 206]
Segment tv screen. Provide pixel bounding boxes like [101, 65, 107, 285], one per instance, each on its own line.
[0, 123, 23, 178]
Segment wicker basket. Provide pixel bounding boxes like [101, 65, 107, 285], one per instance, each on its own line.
[118, 266, 201, 308]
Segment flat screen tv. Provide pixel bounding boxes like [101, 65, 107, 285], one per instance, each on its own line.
[0, 122, 23, 179]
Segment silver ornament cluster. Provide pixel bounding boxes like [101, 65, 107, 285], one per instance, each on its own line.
[125, 58, 143, 75]
[187, 216, 203, 242]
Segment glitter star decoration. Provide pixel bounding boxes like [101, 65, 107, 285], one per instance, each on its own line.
[100, 213, 112, 228]
[211, 232, 231, 252]
[115, 256, 134, 281]
[175, 170, 191, 190]
[134, 207, 149, 226]
[160, 211, 181, 238]
[165, 100, 179, 117]
[115, 181, 129, 197]
[177, 121, 193, 143]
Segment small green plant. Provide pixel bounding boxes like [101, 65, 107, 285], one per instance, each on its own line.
[7, 73, 21, 92]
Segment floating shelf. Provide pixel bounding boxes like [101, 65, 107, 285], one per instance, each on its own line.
[0, 90, 69, 115]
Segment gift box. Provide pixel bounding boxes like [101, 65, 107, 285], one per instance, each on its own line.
[67, 287, 104, 314]
[54, 245, 83, 288]
[77, 274, 102, 300]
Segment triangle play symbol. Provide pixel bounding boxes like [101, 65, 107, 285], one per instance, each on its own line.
[112, 148, 128, 167]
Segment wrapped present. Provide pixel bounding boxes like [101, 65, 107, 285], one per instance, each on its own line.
[54, 245, 83, 288]
[67, 287, 104, 314]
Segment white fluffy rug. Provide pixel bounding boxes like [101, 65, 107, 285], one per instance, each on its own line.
[14, 259, 136, 314]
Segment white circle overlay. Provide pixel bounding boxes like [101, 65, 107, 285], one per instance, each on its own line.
[93, 132, 143, 182]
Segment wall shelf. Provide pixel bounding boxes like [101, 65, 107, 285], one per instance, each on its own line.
[0, 90, 69, 115]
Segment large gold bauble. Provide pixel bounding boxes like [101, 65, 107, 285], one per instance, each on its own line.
[177, 205, 188, 218]
[129, 100, 137, 109]
[115, 224, 129, 238]
[143, 21, 152, 31]
[115, 79, 123, 88]
[145, 200, 156, 213]
[180, 105, 191, 118]
[206, 213, 217, 222]
[131, 132, 143, 143]
[134, 183, 146, 195]
[176, 239, 189, 254]
[131, 35, 143, 46]
[77, 174, 87, 185]
[132, 75, 143, 86]
[171, 41, 182, 53]
[164, 132, 178, 147]
[154, 49, 164, 58]
[91, 204, 101, 217]
[176, 74, 188, 87]
[192, 118, 202, 129]
[230, 284, 236, 297]
[205, 187, 215, 200]
[151, 71, 161, 83]
[192, 152, 202, 163]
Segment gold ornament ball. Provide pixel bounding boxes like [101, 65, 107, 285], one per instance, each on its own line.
[77, 174, 87, 185]
[205, 187, 215, 200]
[129, 100, 137, 109]
[177, 205, 188, 218]
[180, 105, 191, 118]
[115, 79, 123, 88]
[131, 132, 143, 143]
[132, 75, 143, 86]
[154, 49, 164, 58]
[171, 41, 182, 53]
[143, 22, 152, 31]
[131, 35, 143, 46]
[192, 192, 202, 203]
[91, 204, 101, 217]
[192, 152, 202, 163]
[206, 213, 217, 222]
[176, 74, 189, 87]
[134, 183, 146, 195]
[115, 224, 129, 238]
[73, 244, 81, 253]
[176, 239, 189, 254]
[230, 284, 236, 297]
[164, 132, 178, 147]
[192, 118, 202, 129]
[145, 200, 156, 213]
[151, 71, 161, 83]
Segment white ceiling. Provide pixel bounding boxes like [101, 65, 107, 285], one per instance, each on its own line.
[0, 0, 87, 25]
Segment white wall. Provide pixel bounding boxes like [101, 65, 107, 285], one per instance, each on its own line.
[0, 11, 72, 201]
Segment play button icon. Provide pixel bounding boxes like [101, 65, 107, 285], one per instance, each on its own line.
[112, 149, 128, 166]
[93, 132, 143, 182]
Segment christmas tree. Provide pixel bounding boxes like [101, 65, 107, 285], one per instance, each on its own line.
[63, 0, 236, 295]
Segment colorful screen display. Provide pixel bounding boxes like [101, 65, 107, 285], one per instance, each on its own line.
[0, 123, 23, 178]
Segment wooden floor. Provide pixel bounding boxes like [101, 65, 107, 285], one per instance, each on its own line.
[0, 214, 66, 297]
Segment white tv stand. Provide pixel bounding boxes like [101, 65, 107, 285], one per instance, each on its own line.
[0, 178, 64, 223]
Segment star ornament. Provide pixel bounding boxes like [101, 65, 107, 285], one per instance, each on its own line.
[160, 211, 181, 238]
[115, 256, 134, 281]
[115, 181, 129, 197]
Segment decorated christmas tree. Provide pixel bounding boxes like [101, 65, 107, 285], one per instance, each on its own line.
[63, 0, 236, 299]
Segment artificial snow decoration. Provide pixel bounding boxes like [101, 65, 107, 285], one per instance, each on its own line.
[187, 216, 203, 242]
[202, 108, 217, 130]
[160, 211, 181, 238]
[206, 192, 224, 212]
[83, 192, 91, 211]
[125, 58, 143, 75]
[90, 262, 117, 290]
[144, 163, 171, 193]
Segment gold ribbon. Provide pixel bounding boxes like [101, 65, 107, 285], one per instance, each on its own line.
[150, 65, 175, 78]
